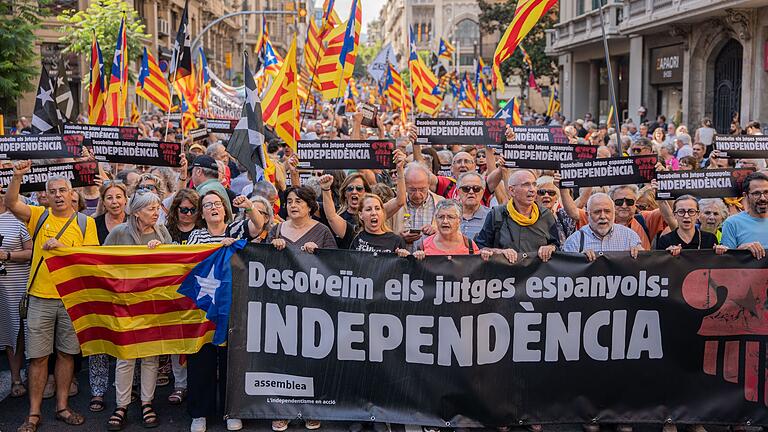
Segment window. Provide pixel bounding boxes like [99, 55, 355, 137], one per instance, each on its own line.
[455, 19, 479, 47]
[459, 54, 474, 66]
[592, 0, 607, 10]
[39, 0, 78, 13]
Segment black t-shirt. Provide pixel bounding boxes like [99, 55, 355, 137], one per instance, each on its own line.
[169, 227, 195, 245]
[656, 228, 717, 251]
[349, 231, 406, 253]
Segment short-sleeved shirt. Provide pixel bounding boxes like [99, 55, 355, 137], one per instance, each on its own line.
[656, 228, 717, 251]
[349, 231, 405, 253]
[27, 206, 99, 298]
[266, 222, 338, 249]
[562, 224, 642, 253]
[575, 208, 666, 250]
[721, 211, 768, 249]
[460, 206, 490, 241]
[421, 234, 478, 256]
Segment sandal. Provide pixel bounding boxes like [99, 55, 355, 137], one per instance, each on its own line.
[155, 373, 170, 387]
[167, 387, 187, 405]
[11, 381, 27, 398]
[107, 407, 128, 431]
[55, 407, 85, 426]
[89, 396, 105, 412]
[16, 414, 41, 432]
[141, 403, 159, 428]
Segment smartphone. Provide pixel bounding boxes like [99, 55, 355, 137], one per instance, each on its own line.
[360, 103, 378, 128]
[408, 229, 421, 234]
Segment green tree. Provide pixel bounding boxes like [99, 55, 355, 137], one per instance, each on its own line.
[478, 0, 558, 88]
[0, 2, 43, 117]
[57, 0, 149, 83]
[353, 41, 383, 79]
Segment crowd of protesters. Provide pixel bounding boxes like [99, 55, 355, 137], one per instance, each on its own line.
[1, 104, 767, 432]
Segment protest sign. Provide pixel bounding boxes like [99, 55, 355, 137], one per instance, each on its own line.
[656, 168, 754, 199]
[714, 134, 768, 159]
[0, 160, 97, 192]
[64, 124, 182, 167]
[227, 245, 768, 426]
[560, 155, 657, 188]
[205, 118, 239, 134]
[0, 134, 78, 159]
[415, 118, 507, 146]
[297, 140, 394, 170]
[500, 142, 596, 170]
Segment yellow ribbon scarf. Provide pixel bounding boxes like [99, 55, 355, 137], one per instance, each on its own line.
[506, 199, 539, 226]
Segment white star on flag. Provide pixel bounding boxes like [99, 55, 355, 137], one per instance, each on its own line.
[195, 266, 221, 304]
[37, 87, 53, 105]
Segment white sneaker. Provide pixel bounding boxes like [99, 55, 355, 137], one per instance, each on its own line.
[191, 417, 207, 432]
[227, 419, 243, 431]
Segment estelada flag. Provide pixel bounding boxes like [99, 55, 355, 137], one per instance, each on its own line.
[46, 243, 243, 359]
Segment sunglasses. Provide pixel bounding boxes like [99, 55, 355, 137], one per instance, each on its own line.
[138, 184, 157, 191]
[345, 185, 365, 193]
[631, 147, 645, 154]
[614, 198, 635, 207]
[459, 185, 483, 194]
[178, 206, 198, 215]
[537, 190, 557, 197]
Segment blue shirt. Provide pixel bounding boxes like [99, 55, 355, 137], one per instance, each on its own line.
[460, 206, 490, 241]
[563, 223, 641, 253]
[720, 211, 768, 249]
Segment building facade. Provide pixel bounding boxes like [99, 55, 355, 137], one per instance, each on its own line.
[379, 0, 496, 73]
[17, 0, 309, 119]
[546, 0, 768, 133]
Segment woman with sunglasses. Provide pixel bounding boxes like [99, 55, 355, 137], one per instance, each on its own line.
[187, 190, 264, 432]
[105, 190, 172, 431]
[86, 181, 129, 413]
[535, 176, 576, 246]
[166, 189, 202, 245]
[656, 195, 723, 255]
[336, 173, 371, 227]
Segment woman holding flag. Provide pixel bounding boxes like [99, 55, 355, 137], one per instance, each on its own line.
[104, 190, 172, 431]
[187, 190, 265, 432]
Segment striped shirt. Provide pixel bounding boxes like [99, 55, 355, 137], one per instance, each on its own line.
[563, 223, 641, 253]
[187, 220, 253, 245]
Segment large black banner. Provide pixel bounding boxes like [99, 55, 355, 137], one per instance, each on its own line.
[656, 168, 754, 199]
[714, 134, 768, 159]
[415, 118, 507, 146]
[63, 124, 182, 167]
[0, 160, 98, 192]
[560, 155, 657, 188]
[0, 134, 78, 159]
[227, 245, 768, 427]
[297, 140, 395, 170]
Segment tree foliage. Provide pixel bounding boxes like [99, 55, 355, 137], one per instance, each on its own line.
[478, 0, 558, 87]
[0, 1, 43, 116]
[57, 0, 149, 83]
[353, 41, 383, 80]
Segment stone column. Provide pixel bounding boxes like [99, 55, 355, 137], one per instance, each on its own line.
[589, 60, 600, 117]
[628, 35, 643, 124]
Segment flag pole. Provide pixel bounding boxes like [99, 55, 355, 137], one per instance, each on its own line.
[598, 3, 621, 146]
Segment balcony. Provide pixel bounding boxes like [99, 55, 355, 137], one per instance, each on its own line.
[545, 1, 624, 55]
[619, 0, 748, 33]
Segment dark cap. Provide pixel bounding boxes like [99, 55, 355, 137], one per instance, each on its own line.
[190, 155, 218, 171]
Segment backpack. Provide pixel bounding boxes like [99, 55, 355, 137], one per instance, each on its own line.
[32, 209, 88, 244]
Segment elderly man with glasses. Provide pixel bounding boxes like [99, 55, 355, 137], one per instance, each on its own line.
[456, 172, 490, 241]
[721, 172, 768, 259]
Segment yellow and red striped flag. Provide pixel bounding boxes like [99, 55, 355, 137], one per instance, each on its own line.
[315, 0, 361, 101]
[408, 26, 442, 115]
[137, 47, 171, 113]
[462, 73, 477, 110]
[478, 86, 494, 117]
[181, 93, 198, 135]
[492, 0, 556, 93]
[46, 244, 233, 359]
[173, 60, 198, 115]
[105, 17, 128, 126]
[315, 22, 347, 100]
[130, 102, 140, 124]
[385, 64, 411, 118]
[262, 37, 299, 151]
[512, 97, 523, 125]
[88, 33, 107, 125]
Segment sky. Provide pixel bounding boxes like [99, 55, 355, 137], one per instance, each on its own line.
[314, 0, 386, 34]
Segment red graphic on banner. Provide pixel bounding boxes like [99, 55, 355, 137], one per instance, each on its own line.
[682, 268, 767, 406]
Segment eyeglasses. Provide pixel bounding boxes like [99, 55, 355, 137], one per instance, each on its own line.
[614, 198, 635, 207]
[459, 185, 483, 194]
[138, 184, 157, 191]
[631, 147, 646, 154]
[674, 209, 699, 217]
[636, 203, 649, 211]
[178, 206, 198, 215]
[512, 182, 537, 189]
[436, 214, 459, 221]
[537, 190, 557, 197]
[748, 191, 768, 199]
[202, 201, 224, 210]
[345, 185, 365, 193]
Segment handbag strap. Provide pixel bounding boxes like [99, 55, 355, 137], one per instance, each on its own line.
[26, 212, 79, 297]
